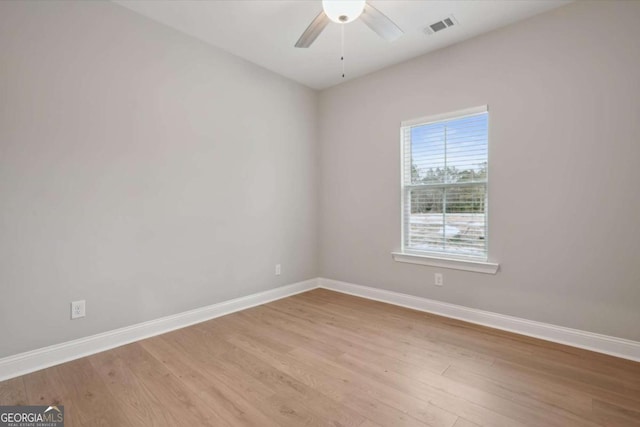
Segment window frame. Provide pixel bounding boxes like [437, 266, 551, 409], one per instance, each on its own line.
[395, 105, 499, 274]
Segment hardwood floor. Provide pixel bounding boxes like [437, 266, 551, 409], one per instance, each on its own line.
[1, 288, 639, 426]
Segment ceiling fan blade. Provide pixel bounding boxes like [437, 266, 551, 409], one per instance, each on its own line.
[361, 3, 403, 42]
[295, 11, 330, 48]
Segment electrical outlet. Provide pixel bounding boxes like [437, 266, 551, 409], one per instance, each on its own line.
[434, 273, 444, 286]
[275, 264, 281, 276]
[71, 300, 86, 319]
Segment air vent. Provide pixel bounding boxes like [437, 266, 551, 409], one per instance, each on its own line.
[424, 15, 458, 35]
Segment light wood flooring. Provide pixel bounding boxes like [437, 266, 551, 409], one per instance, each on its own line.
[1, 289, 640, 426]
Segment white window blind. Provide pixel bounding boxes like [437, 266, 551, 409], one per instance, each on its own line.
[401, 106, 489, 260]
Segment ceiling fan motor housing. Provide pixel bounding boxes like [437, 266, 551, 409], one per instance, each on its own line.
[295, 1, 403, 48]
[322, 0, 366, 24]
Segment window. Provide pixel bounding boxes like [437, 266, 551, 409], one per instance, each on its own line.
[400, 106, 489, 261]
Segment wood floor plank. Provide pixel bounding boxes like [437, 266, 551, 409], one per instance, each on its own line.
[22, 366, 80, 427]
[340, 351, 602, 427]
[139, 334, 279, 427]
[112, 343, 227, 427]
[298, 290, 640, 404]
[23, 368, 66, 406]
[257, 303, 456, 372]
[0, 376, 27, 406]
[55, 358, 132, 426]
[268, 297, 495, 372]
[591, 398, 640, 427]
[303, 290, 640, 384]
[221, 341, 368, 427]
[441, 364, 597, 424]
[236, 308, 347, 359]
[288, 346, 524, 427]
[225, 330, 457, 427]
[452, 417, 481, 427]
[2, 289, 639, 427]
[88, 348, 197, 427]
[256, 304, 457, 373]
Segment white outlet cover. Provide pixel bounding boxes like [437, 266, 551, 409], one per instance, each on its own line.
[435, 273, 444, 286]
[71, 300, 86, 319]
[275, 264, 281, 276]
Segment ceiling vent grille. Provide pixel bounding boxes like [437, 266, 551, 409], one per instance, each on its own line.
[424, 15, 457, 35]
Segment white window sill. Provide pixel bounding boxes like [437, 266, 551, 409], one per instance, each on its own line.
[391, 252, 499, 274]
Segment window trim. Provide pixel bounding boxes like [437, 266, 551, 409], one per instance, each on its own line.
[397, 105, 499, 272]
[391, 251, 499, 274]
[400, 105, 488, 128]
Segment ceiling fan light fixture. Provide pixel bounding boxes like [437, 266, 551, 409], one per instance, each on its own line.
[322, 0, 365, 24]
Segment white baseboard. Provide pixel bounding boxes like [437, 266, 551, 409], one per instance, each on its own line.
[0, 278, 319, 382]
[319, 278, 640, 362]
[2, 276, 638, 383]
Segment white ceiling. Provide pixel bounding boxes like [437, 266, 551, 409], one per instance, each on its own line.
[114, 0, 569, 90]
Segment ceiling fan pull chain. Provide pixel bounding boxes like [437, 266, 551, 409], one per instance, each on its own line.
[341, 24, 345, 78]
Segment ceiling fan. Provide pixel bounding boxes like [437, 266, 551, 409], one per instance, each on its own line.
[295, 0, 403, 48]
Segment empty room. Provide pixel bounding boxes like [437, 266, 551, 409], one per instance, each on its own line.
[1, 0, 639, 426]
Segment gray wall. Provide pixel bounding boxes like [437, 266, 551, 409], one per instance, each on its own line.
[2, 0, 639, 359]
[0, 1, 318, 357]
[318, 1, 640, 341]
